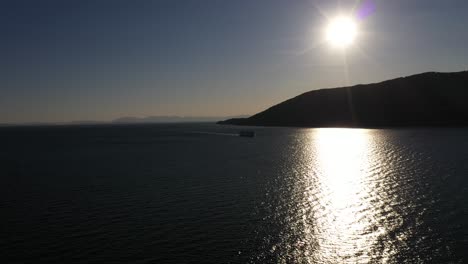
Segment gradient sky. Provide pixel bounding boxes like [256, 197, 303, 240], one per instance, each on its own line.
[1, 0, 468, 123]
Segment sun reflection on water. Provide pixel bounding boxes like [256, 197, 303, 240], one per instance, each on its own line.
[303, 128, 388, 263]
[314, 128, 370, 208]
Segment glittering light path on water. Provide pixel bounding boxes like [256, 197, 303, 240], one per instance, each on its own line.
[264, 128, 422, 263]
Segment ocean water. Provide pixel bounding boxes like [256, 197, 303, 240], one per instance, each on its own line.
[1, 124, 467, 263]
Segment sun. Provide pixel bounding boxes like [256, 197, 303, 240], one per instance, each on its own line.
[325, 16, 358, 48]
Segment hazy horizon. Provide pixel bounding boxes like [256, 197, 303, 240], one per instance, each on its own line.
[2, 0, 468, 123]
[0, 114, 250, 125]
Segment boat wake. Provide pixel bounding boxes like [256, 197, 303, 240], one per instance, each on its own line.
[190, 131, 239, 137]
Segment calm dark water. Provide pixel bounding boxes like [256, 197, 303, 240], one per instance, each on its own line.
[1, 124, 467, 263]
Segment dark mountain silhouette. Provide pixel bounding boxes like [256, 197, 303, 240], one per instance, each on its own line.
[218, 71, 468, 127]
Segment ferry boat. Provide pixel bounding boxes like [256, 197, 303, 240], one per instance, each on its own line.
[239, 130, 255, 137]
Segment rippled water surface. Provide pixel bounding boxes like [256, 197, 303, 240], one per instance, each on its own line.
[1, 124, 467, 263]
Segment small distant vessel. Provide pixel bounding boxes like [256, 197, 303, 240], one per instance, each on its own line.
[239, 130, 255, 137]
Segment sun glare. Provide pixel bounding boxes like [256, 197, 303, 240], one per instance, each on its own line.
[326, 16, 358, 48]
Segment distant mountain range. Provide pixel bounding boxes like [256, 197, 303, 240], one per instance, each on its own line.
[112, 115, 248, 124]
[218, 71, 468, 127]
[0, 115, 248, 126]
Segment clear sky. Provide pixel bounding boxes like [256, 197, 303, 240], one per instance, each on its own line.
[1, 0, 468, 123]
